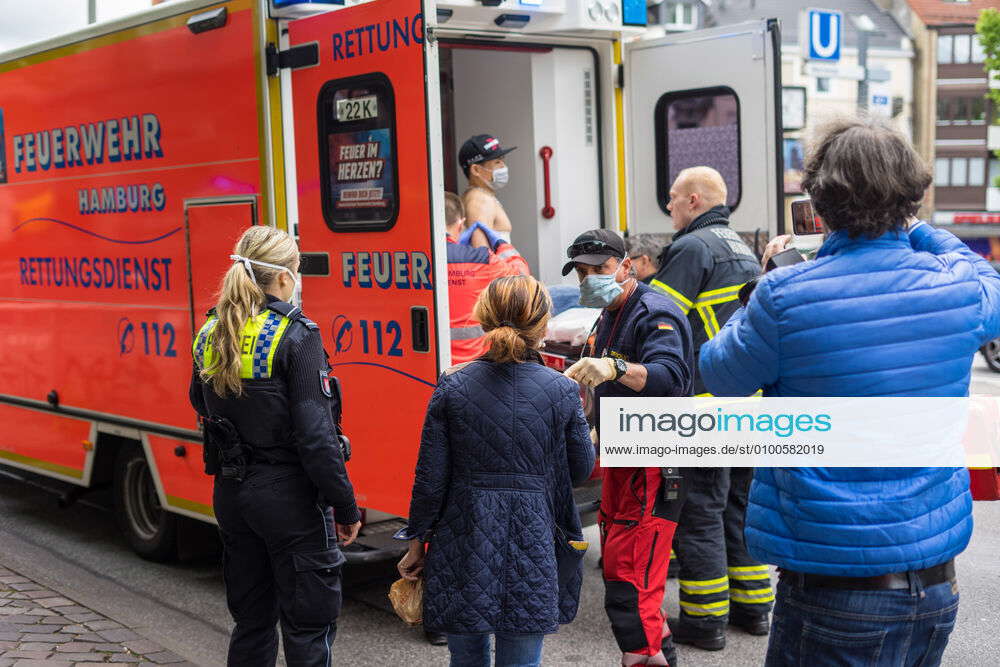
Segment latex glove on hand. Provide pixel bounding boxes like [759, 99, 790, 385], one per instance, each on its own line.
[458, 221, 504, 250]
[565, 357, 616, 388]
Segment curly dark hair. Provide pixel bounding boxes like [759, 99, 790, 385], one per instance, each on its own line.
[801, 116, 931, 238]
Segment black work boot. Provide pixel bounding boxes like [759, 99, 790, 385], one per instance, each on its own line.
[729, 613, 770, 636]
[669, 618, 726, 651]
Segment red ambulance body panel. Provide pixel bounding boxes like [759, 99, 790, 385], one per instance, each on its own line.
[0, 1, 262, 518]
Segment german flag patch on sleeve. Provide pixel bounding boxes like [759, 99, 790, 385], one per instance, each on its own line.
[657, 323, 674, 331]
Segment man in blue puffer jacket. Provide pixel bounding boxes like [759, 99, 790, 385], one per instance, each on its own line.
[699, 116, 1000, 667]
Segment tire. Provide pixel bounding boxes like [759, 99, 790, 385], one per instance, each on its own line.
[981, 338, 1000, 373]
[113, 444, 178, 561]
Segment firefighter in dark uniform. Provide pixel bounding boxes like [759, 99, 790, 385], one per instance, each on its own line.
[650, 167, 771, 650]
[189, 226, 360, 667]
[563, 229, 693, 666]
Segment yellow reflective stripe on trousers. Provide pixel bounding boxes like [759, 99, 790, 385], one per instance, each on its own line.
[680, 600, 730, 616]
[679, 575, 729, 589]
[728, 565, 770, 581]
[650, 279, 693, 315]
[730, 588, 776, 604]
[680, 581, 729, 595]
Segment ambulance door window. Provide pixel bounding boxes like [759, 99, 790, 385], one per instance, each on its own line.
[318, 72, 399, 232]
[654, 87, 741, 214]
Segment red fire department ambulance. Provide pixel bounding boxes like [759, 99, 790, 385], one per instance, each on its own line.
[0, 0, 783, 559]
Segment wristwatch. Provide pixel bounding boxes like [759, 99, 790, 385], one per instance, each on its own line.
[611, 357, 628, 381]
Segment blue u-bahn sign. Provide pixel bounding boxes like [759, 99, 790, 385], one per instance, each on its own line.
[804, 8, 843, 62]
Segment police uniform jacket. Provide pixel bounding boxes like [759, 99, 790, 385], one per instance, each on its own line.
[189, 296, 360, 526]
[651, 206, 760, 394]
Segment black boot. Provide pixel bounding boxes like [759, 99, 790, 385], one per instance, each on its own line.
[729, 613, 770, 636]
[669, 618, 725, 651]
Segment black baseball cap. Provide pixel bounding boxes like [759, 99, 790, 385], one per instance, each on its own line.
[561, 229, 627, 276]
[459, 134, 517, 174]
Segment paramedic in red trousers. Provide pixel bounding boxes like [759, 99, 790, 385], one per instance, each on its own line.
[649, 167, 771, 651]
[445, 191, 530, 364]
[562, 229, 693, 667]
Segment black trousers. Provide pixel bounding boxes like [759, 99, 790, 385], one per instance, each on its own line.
[214, 465, 344, 667]
[673, 467, 773, 630]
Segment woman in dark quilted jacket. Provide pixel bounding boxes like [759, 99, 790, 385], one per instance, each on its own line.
[397, 275, 596, 667]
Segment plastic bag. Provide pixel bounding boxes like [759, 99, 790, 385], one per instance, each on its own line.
[546, 307, 602, 346]
[388, 577, 423, 626]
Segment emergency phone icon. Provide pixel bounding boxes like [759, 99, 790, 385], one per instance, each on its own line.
[118, 317, 135, 356]
[333, 315, 353, 355]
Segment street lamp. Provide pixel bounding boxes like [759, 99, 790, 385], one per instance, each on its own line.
[850, 13, 884, 112]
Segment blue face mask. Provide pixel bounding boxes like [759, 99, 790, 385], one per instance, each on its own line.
[579, 270, 624, 309]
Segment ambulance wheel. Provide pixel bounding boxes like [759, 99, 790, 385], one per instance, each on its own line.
[981, 338, 1000, 373]
[114, 444, 178, 561]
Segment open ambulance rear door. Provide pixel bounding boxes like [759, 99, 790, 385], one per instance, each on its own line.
[625, 19, 784, 243]
[284, 0, 444, 524]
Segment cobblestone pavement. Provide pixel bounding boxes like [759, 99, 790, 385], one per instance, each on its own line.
[0, 567, 195, 667]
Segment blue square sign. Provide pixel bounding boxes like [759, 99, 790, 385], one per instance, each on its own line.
[806, 8, 842, 62]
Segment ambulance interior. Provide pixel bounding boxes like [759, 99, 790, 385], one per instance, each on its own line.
[438, 43, 605, 288]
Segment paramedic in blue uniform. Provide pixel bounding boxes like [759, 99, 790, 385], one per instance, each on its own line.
[189, 226, 360, 667]
[563, 229, 693, 666]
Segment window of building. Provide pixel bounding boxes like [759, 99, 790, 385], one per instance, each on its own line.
[655, 87, 741, 214]
[937, 96, 989, 125]
[951, 158, 969, 186]
[318, 73, 399, 232]
[954, 34, 972, 64]
[969, 158, 986, 187]
[816, 77, 830, 93]
[990, 158, 1000, 188]
[938, 35, 953, 64]
[972, 36, 986, 64]
[663, 2, 697, 30]
[935, 158, 951, 187]
[936, 157, 988, 188]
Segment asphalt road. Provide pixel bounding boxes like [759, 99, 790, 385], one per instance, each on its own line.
[0, 358, 998, 666]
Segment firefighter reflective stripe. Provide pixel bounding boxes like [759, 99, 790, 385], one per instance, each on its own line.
[729, 587, 776, 604]
[679, 576, 729, 595]
[728, 565, 774, 608]
[679, 599, 730, 616]
[192, 317, 219, 368]
[451, 325, 486, 340]
[690, 283, 744, 341]
[198, 310, 292, 379]
[694, 283, 744, 306]
[728, 565, 771, 580]
[649, 279, 693, 315]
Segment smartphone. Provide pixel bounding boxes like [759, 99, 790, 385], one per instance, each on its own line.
[790, 198, 823, 254]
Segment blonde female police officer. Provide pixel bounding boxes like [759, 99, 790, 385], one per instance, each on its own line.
[189, 226, 361, 667]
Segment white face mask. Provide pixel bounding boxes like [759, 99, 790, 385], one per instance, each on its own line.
[230, 254, 300, 306]
[491, 165, 509, 190]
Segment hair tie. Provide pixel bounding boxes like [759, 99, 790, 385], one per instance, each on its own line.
[498, 320, 517, 329]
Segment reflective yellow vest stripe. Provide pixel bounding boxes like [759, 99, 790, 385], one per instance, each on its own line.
[194, 311, 292, 379]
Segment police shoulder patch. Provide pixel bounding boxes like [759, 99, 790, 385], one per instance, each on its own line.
[319, 369, 332, 397]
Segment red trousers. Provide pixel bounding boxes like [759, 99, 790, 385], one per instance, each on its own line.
[600, 467, 679, 666]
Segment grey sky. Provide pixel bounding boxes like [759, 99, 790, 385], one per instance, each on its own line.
[0, 0, 153, 53]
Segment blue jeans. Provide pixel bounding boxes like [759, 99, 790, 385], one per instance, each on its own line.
[446, 633, 544, 667]
[765, 575, 959, 666]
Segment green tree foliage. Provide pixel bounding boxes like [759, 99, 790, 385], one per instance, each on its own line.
[976, 8, 1000, 185]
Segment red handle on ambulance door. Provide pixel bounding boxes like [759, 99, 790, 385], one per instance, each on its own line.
[539, 146, 555, 219]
